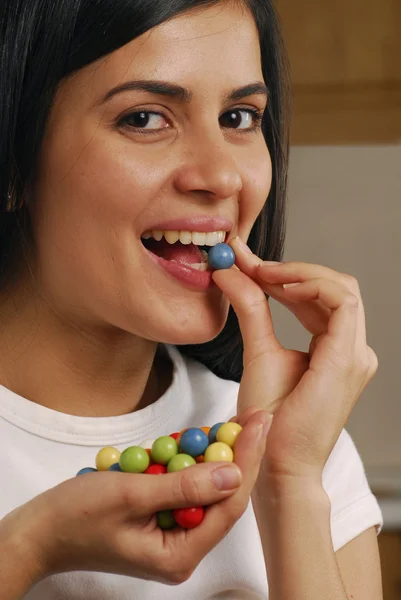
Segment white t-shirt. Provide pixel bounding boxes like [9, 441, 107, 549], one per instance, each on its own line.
[0, 344, 383, 599]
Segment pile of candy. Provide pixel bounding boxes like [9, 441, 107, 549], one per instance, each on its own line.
[76, 421, 242, 530]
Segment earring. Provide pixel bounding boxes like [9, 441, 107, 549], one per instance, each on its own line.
[6, 192, 13, 212]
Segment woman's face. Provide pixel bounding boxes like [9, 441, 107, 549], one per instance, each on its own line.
[31, 2, 272, 344]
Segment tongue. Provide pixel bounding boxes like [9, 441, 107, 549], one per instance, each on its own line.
[145, 238, 205, 264]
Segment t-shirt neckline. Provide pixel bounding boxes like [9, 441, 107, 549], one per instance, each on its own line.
[0, 344, 185, 446]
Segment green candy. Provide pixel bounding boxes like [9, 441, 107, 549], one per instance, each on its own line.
[167, 453, 196, 473]
[157, 510, 177, 530]
[151, 436, 179, 465]
[119, 446, 150, 473]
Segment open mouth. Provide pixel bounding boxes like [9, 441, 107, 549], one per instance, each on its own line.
[140, 229, 228, 272]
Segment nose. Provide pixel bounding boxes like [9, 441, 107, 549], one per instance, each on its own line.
[173, 134, 243, 202]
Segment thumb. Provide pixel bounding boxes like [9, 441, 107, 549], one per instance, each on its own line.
[138, 462, 243, 512]
[212, 265, 283, 365]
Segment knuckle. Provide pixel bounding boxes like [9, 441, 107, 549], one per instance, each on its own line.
[343, 292, 359, 309]
[244, 295, 268, 317]
[163, 555, 194, 585]
[169, 567, 194, 585]
[174, 470, 203, 506]
[341, 273, 360, 293]
[120, 481, 136, 510]
[366, 347, 379, 377]
[224, 496, 248, 523]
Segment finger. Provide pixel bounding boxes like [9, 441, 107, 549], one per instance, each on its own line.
[212, 267, 284, 364]
[229, 236, 333, 335]
[256, 259, 367, 348]
[135, 462, 242, 514]
[291, 279, 359, 375]
[229, 237, 367, 349]
[187, 410, 271, 559]
[229, 406, 261, 427]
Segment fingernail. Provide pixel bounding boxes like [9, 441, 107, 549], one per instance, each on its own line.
[283, 282, 300, 288]
[261, 261, 282, 266]
[233, 236, 253, 254]
[212, 465, 242, 490]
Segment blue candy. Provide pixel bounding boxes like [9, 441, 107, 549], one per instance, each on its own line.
[108, 462, 123, 472]
[207, 243, 235, 270]
[208, 422, 226, 444]
[179, 428, 209, 457]
[76, 467, 97, 476]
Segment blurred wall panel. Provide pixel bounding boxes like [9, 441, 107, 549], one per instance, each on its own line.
[275, 0, 401, 143]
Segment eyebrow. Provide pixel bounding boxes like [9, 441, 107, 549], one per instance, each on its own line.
[99, 79, 269, 105]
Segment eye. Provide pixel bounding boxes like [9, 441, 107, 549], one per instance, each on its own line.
[119, 111, 169, 133]
[219, 108, 264, 131]
[117, 107, 264, 135]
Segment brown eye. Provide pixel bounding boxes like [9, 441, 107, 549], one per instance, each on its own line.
[119, 111, 169, 133]
[219, 109, 262, 130]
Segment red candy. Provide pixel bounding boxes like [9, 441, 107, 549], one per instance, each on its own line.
[145, 464, 167, 475]
[173, 507, 205, 529]
[169, 432, 180, 440]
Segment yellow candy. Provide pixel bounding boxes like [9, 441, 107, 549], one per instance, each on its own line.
[96, 446, 121, 471]
[204, 442, 234, 463]
[216, 422, 243, 448]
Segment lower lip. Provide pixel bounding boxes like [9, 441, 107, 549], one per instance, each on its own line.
[144, 248, 214, 290]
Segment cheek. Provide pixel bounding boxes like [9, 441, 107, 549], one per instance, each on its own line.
[31, 127, 170, 291]
[47, 137, 163, 225]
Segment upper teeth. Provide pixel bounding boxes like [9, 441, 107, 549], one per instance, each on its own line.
[141, 230, 226, 246]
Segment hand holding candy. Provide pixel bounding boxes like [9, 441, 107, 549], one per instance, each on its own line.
[212, 237, 378, 484]
[77, 421, 245, 530]
[2, 409, 270, 586]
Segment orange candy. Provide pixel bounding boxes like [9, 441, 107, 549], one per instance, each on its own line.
[177, 428, 189, 447]
[195, 455, 204, 463]
[200, 426, 210, 435]
[145, 448, 154, 465]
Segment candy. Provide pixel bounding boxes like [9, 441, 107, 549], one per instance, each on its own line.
[216, 422, 243, 448]
[139, 439, 156, 449]
[208, 422, 225, 444]
[204, 442, 234, 463]
[145, 464, 167, 475]
[75, 419, 244, 530]
[76, 467, 97, 476]
[151, 436, 179, 465]
[108, 462, 122, 472]
[157, 510, 177, 530]
[119, 446, 150, 473]
[96, 446, 121, 471]
[176, 427, 189, 446]
[173, 507, 205, 529]
[167, 453, 196, 472]
[179, 428, 209, 458]
[207, 243, 235, 270]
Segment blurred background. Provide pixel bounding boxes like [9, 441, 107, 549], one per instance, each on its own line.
[271, 1, 401, 597]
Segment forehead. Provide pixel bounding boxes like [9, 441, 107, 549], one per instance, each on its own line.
[60, 3, 262, 106]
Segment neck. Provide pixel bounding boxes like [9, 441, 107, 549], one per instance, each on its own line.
[0, 277, 173, 417]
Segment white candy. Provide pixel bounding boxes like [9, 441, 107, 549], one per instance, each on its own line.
[139, 439, 156, 450]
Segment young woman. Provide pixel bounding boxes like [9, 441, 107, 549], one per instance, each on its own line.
[0, 0, 383, 598]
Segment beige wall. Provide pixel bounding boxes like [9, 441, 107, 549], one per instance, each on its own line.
[269, 145, 401, 488]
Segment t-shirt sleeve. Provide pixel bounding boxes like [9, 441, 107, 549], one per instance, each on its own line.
[322, 428, 383, 552]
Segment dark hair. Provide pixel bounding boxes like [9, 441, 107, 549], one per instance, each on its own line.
[0, 0, 290, 383]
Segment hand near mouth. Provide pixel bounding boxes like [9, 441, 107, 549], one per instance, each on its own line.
[212, 237, 378, 485]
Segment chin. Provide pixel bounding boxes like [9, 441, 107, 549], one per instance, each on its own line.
[153, 302, 229, 346]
